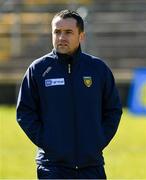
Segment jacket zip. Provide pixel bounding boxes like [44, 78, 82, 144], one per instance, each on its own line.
[67, 62, 79, 168]
[68, 63, 71, 74]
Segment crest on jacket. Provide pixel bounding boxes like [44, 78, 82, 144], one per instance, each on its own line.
[83, 76, 92, 87]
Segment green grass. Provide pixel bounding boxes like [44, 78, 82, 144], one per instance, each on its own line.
[0, 106, 146, 179]
[104, 109, 146, 179]
[0, 106, 36, 179]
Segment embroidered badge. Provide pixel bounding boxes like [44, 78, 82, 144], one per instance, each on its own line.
[83, 76, 92, 87]
[45, 78, 65, 87]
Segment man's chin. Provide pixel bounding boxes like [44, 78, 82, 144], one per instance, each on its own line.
[56, 48, 70, 55]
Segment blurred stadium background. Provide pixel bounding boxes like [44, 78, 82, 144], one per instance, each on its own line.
[0, 0, 146, 105]
[0, 0, 146, 179]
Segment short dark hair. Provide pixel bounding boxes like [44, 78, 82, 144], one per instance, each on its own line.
[52, 9, 84, 33]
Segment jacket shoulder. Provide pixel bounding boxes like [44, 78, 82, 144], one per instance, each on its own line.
[82, 52, 109, 70]
[23, 52, 56, 79]
[30, 52, 55, 69]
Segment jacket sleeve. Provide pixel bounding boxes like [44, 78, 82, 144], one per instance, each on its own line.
[102, 66, 122, 148]
[16, 66, 43, 147]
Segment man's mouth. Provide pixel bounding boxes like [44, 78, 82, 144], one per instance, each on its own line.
[58, 43, 68, 47]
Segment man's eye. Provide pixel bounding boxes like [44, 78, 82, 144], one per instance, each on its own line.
[54, 30, 60, 34]
[66, 31, 72, 34]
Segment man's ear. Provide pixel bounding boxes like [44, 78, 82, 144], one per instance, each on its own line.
[79, 32, 85, 42]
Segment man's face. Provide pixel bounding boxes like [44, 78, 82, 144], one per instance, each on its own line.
[52, 17, 85, 55]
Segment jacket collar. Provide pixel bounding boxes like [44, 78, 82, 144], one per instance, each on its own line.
[52, 45, 82, 65]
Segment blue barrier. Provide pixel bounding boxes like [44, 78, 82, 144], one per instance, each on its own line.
[128, 68, 146, 115]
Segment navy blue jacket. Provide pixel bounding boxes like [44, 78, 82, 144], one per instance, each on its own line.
[16, 47, 122, 169]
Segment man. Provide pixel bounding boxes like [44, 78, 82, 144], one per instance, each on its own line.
[16, 9, 122, 179]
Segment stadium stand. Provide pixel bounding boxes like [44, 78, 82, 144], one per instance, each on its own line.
[0, 0, 146, 104]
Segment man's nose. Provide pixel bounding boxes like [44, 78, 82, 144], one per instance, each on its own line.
[59, 32, 66, 40]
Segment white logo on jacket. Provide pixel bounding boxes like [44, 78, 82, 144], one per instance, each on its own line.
[45, 78, 65, 87]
